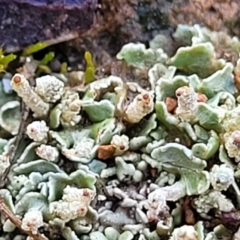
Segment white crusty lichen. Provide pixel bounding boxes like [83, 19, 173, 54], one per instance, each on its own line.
[21, 210, 44, 234]
[222, 106, 240, 133]
[50, 186, 95, 221]
[193, 190, 234, 215]
[147, 190, 169, 222]
[169, 225, 198, 240]
[26, 120, 49, 143]
[0, 153, 10, 176]
[175, 86, 198, 121]
[59, 89, 82, 127]
[124, 91, 154, 123]
[224, 130, 240, 163]
[35, 144, 59, 162]
[110, 134, 129, 156]
[11, 74, 50, 118]
[61, 137, 96, 163]
[116, 42, 168, 68]
[147, 181, 186, 222]
[222, 106, 240, 163]
[210, 164, 234, 191]
[35, 75, 64, 103]
[98, 209, 135, 227]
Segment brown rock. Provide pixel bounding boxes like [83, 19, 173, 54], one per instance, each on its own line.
[97, 145, 115, 160]
[169, 0, 240, 34]
[150, 168, 158, 177]
[0, 0, 97, 52]
[183, 197, 196, 225]
[234, 69, 240, 91]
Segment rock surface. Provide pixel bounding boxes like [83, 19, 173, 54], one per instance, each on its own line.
[0, 0, 97, 52]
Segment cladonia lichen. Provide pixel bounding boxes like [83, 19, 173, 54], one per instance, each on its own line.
[1, 24, 240, 239]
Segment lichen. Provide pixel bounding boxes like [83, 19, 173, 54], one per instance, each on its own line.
[21, 210, 44, 234]
[193, 190, 234, 216]
[175, 86, 198, 121]
[35, 145, 59, 162]
[49, 186, 95, 221]
[170, 225, 198, 240]
[34, 75, 64, 103]
[11, 74, 50, 118]
[124, 90, 154, 123]
[2, 24, 240, 239]
[26, 120, 49, 143]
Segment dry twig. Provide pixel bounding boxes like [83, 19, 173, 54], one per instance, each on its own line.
[0, 196, 48, 240]
[0, 103, 30, 188]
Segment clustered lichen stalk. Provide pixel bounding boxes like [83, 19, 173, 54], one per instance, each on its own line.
[11, 74, 50, 118]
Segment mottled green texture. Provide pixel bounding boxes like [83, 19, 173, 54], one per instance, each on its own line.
[192, 131, 219, 159]
[149, 142, 206, 170]
[15, 192, 50, 219]
[0, 101, 20, 135]
[49, 130, 74, 148]
[83, 100, 115, 122]
[136, 114, 158, 137]
[180, 169, 209, 195]
[16, 142, 39, 163]
[170, 43, 224, 78]
[198, 63, 237, 98]
[195, 103, 221, 132]
[156, 75, 188, 101]
[48, 169, 96, 201]
[155, 101, 179, 127]
[117, 43, 168, 68]
[14, 160, 63, 175]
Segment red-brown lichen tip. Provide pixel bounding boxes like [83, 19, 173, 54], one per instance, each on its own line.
[176, 89, 183, 97]
[83, 189, 90, 197]
[233, 131, 240, 144]
[142, 93, 149, 100]
[13, 75, 22, 84]
[119, 145, 125, 150]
